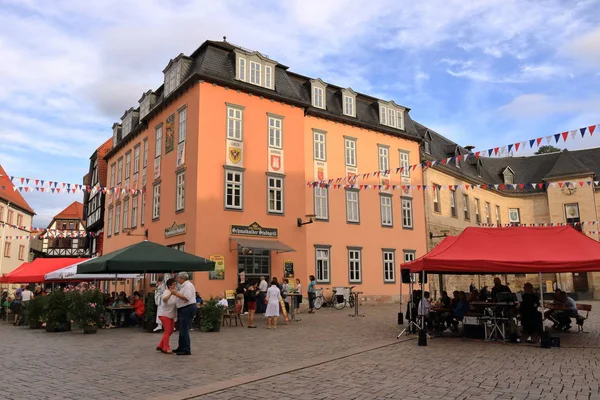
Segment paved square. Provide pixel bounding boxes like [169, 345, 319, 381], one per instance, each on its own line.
[1, 302, 600, 400]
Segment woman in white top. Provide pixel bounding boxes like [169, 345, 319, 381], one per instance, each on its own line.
[156, 278, 177, 354]
[265, 278, 281, 329]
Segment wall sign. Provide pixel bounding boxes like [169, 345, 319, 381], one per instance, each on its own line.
[165, 114, 175, 154]
[284, 259, 294, 278]
[231, 222, 278, 238]
[508, 208, 520, 223]
[209, 254, 225, 280]
[226, 139, 243, 167]
[268, 148, 284, 173]
[165, 222, 186, 238]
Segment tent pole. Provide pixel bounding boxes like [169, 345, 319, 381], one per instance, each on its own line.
[539, 272, 544, 302]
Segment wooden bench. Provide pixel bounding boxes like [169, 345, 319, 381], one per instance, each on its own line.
[576, 304, 592, 333]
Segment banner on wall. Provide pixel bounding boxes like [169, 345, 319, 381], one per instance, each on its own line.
[314, 160, 327, 181]
[284, 259, 294, 279]
[226, 140, 243, 167]
[165, 114, 175, 154]
[176, 142, 186, 167]
[209, 254, 225, 280]
[153, 157, 161, 179]
[380, 174, 391, 194]
[268, 148, 284, 173]
[346, 167, 358, 184]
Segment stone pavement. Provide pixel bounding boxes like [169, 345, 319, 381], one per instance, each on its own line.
[1, 302, 600, 400]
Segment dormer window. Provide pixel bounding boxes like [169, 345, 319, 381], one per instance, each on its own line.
[122, 114, 132, 136]
[139, 90, 156, 120]
[424, 141, 431, 154]
[502, 167, 515, 184]
[378, 100, 405, 130]
[163, 54, 191, 97]
[112, 123, 121, 146]
[310, 79, 327, 110]
[235, 49, 276, 90]
[342, 88, 356, 117]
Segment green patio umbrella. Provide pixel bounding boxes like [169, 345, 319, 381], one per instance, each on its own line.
[77, 241, 215, 274]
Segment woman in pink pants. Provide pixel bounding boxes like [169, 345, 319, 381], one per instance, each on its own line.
[156, 278, 177, 354]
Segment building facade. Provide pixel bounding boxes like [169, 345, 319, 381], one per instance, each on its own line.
[417, 123, 600, 298]
[101, 39, 427, 300]
[42, 201, 89, 258]
[83, 138, 112, 258]
[0, 165, 35, 280]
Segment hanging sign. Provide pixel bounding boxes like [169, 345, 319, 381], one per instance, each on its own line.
[165, 221, 186, 238]
[284, 259, 294, 278]
[231, 222, 278, 238]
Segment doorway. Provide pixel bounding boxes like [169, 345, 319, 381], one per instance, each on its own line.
[573, 272, 589, 292]
[237, 247, 271, 284]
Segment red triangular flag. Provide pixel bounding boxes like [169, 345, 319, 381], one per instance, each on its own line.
[558, 182, 564, 188]
[579, 181, 585, 187]
[590, 125, 596, 135]
[514, 143, 520, 151]
[561, 131, 568, 141]
[536, 138, 542, 146]
[494, 147, 499, 155]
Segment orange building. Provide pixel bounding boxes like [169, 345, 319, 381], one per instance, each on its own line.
[101, 39, 426, 301]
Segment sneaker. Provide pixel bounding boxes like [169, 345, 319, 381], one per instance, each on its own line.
[443, 328, 453, 333]
[244, 312, 248, 315]
[153, 326, 163, 332]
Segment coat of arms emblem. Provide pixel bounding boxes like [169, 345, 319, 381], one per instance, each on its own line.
[229, 147, 241, 164]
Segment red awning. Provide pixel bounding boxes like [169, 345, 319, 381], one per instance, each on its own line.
[403, 226, 600, 274]
[0, 258, 89, 283]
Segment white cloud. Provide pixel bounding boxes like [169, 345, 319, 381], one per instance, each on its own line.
[562, 27, 600, 69]
[498, 93, 600, 119]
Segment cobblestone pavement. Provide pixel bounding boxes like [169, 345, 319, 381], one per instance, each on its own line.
[1, 302, 600, 400]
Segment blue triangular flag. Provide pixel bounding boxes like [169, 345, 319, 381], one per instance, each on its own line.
[507, 144, 513, 153]
[554, 133, 560, 143]
[529, 139, 535, 148]
[488, 149, 493, 156]
[580, 127, 587, 137]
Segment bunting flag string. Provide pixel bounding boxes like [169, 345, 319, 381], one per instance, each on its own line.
[305, 122, 599, 186]
[0, 184, 145, 196]
[0, 222, 94, 233]
[308, 179, 600, 191]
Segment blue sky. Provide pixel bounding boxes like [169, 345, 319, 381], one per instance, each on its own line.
[1, 0, 599, 227]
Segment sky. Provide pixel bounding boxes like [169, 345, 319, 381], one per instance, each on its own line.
[1, 0, 600, 227]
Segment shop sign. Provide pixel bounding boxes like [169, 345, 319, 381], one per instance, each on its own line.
[230, 222, 278, 238]
[165, 221, 186, 238]
[284, 259, 294, 278]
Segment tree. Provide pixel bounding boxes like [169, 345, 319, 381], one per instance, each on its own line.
[535, 145, 562, 155]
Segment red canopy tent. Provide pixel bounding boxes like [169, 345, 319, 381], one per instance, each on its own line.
[404, 226, 600, 274]
[0, 258, 89, 283]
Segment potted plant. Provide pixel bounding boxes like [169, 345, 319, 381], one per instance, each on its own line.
[200, 299, 224, 332]
[46, 289, 71, 332]
[26, 295, 48, 329]
[68, 289, 105, 334]
[144, 291, 158, 333]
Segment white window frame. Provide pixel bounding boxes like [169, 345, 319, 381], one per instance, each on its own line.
[117, 158, 123, 185]
[397, 111, 404, 130]
[475, 198, 481, 224]
[345, 190, 360, 223]
[149, 273, 158, 285]
[314, 187, 328, 220]
[404, 251, 416, 263]
[238, 57, 246, 81]
[496, 205, 501, 226]
[380, 106, 387, 125]
[268, 117, 282, 149]
[227, 106, 243, 141]
[141, 193, 146, 226]
[114, 204, 120, 234]
[122, 199, 129, 230]
[225, 170, 243, 210]
[178, 107, 187, 143]
[348, 248, 362, 283]
[125, 152, 131, 180]
[313, 131, 326, 161]
[176, 171, 185, 212]
[107, 207, 113, 236]
[131, 195, 138, 228]
[378, 146, 389, 172]
[345, 138, 356, 167]
[18, 244, 25, 260]
[133, 145, 140, 175]
[315, 247, 330, 283]
[380, 195, 393, 227]
[400, 151, 410, 177]
[250, 61, 261, 85]
[152, 184, 160, 220]
[265, 65, 273, 89]
[3, 242, 10, 258]
[143, 139, 148, 169]
[450, 189, 457, 217]
[155, 125, 162, 157]
[485, 202, 491, 225]
[343, 95, 354, 116]
[402, 198, 413, 229]
[433, 185, 440, 213]
[383, 250, 395, 283]
[463, 194, 470, 220]
[267, 175, 284, 214]
[313, 86, 324, 109]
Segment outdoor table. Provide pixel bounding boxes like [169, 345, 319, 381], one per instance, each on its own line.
[106, 305, 133, 327]
[286, 293, 301, 322]
[349, 291, 364, 317]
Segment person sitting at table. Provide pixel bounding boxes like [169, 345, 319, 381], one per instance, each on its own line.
[217, 295, 229, 308]
[195, 292, 203, 304]
[103, 293, 116, 329]
[555, 291, 578, 331]
[130, 291, 145, 327]
[417, 291, 432, 328]
[479, 286, 489, 301]
[446, 291, 469, 332]
[491, 277, 511, 300]
[543, 289, 563, 326]
[519, 283, 542, 343]
[112, 293, 128, 327]
[467, 289, 479, 303]
[439, 291, 451, 308]
[449, 291, 459, 309]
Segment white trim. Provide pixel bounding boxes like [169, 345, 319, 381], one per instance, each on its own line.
[348, 249, 361, 283]
[268, 116, 282, 149]
[227, 106, 243, 141]
[152, 184, 160, 219]
[344, 138, 356, 167]
[225, 170, 243, 210]
[316, 248, 330, 283]
[176, 171, 185, 212]
[346, 191, 360, 223]
[267, 176, 283, 214]
[383, 250, 395, 282]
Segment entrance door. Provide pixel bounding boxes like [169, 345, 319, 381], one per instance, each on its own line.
[573, 272, 589, 292]
[238, 247, 271, 284]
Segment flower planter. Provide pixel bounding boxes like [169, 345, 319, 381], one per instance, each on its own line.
[29, 321, 43, 329]
[83, 325, 98, 334]
[45, 322, 71, 332]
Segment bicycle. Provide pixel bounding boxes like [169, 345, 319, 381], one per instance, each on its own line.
[313, 286, 356, 310]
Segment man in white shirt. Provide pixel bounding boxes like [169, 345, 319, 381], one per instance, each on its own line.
[153, 275, 166, 332]
[258, 276, 268, 313]
[417, 291, 432, 329]
[171, 272, 197, 356]
[21, 285, 33, 324]
[218, 295, 229, 308]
